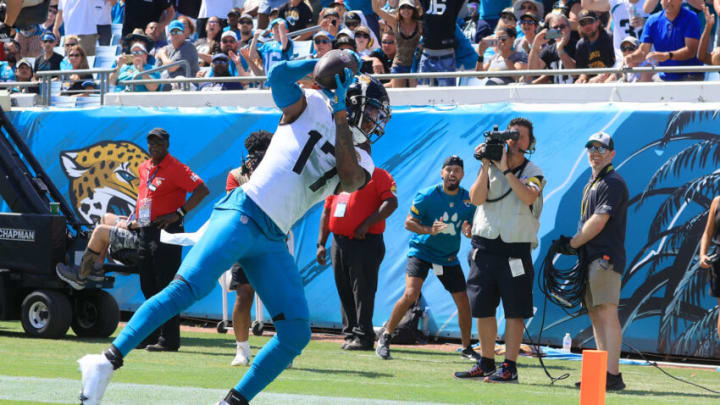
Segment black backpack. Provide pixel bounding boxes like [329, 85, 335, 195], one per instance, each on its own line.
[388, 296, 426, 345]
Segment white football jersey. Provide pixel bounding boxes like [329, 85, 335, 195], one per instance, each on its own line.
[243, 89, 375, 234]
[610, 0, 648, 51]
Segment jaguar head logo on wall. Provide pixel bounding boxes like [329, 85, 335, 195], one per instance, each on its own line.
[59, 141, 149, 224]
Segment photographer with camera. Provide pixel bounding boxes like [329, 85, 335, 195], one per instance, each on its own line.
[454, 118, 545, 383]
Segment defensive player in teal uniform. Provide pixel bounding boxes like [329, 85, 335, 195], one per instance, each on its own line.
[375, 156, 480, 361]
[75, 50, 391, 405]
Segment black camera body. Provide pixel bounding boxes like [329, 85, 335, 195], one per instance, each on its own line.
[474, 125, 519, 162]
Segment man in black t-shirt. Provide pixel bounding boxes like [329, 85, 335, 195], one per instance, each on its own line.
[418, 0, 465, 86]
[567, 131, 628, 392]
[34, 33, 63, 74]
[123, 0, 175, 37]
[279, 0, 314, 39]
[528, 13, 576, 84]
[574, 9, 615, 84]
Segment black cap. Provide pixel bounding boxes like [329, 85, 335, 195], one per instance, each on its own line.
[333, 35, 356, 49]
[147, 127, 170, 141]
[577, 9, 598, 21]
[443, 155, 464, 169]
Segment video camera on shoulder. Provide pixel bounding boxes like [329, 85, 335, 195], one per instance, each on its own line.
[474, 125, 519, 162]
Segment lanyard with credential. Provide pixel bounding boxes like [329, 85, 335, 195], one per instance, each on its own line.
[146, 165, 161, 190]
[580, 164, 613, 220]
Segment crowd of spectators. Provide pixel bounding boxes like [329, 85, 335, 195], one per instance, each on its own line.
[0, 0, 719, 97]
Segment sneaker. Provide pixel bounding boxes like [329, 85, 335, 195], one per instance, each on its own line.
[231, 348, 251, 366]
[56, 263, 87, 290]
[340, 336, 354, 350]
[0, 23, 12, 42]
[145, 343, 178, 352]
[78, 354, 114, 405]
[461, 346, 482, 361]
[454, 361, 496, 380]
[375, 333, 391, 360]
[606, 372, 626, 391]
[345, 338, 374, 351]
[484, 362, 518, 383]
[575, 372, 626, 391]
[88, 266, 105, 282]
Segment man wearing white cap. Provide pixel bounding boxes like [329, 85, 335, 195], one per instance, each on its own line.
[565, 131, 628, 391]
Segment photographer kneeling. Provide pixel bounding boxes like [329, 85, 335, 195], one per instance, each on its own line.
[455, 118, 545, 383]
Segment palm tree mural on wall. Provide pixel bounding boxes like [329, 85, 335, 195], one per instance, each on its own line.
[617, 109, 720, 357]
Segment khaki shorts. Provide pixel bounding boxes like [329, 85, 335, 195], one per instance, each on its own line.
[584, 257, 621, 308]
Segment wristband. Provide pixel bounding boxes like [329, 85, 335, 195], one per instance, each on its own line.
[477, 55, 484, 63]
[503, 168, 513, 175]
[316, 243, 325, 248]
[176, 207, 186, 217]
[668, 51, 673, 61]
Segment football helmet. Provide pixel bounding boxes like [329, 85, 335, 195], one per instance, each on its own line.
[346, 75, 391, 144]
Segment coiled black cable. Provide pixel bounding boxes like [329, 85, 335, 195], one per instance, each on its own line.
[539, 237, 588, 312]
[524, 237, 588, 385]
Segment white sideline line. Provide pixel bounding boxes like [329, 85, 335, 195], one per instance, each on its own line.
[0, 375, 447, 405]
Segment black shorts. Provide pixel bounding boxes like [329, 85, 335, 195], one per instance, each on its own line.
[229, 262, 249, 290]
[711, 263, 720, 298]
[466, 248, 534, 319]
[406, 256, 466, 293]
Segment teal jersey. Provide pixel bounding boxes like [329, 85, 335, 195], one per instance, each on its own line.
[408, 185, 475, 265]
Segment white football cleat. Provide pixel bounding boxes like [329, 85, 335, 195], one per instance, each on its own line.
[78, 354, 114, 405]
[230, 348, 251, 367]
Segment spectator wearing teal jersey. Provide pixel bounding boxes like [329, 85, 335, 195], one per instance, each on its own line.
[249, 18, 294, 76]
[110, 42, 160, 92]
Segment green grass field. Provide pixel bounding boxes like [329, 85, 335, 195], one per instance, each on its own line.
[0, 320, 718, 405]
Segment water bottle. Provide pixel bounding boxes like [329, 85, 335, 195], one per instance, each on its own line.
[562, 332, 572, 353]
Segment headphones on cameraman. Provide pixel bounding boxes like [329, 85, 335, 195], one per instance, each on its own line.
[525, 134, 536, 155]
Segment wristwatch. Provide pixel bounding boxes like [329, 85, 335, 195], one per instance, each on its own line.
[668, 51, 674, 61]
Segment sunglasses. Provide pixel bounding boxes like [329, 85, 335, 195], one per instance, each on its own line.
[501, 14, 517, 21]
[213, 59, 228, 64]
[355, 32, 370, 38]
[68, 53, 81, 58]
[169, 30, 183, 35]
[43, 39, 55, 43]
[314, 38, 330, 44]
[551, 24, 567, 30]
[620, 45, 637, 52]
[579, 18, 596, 26]
[520, 19, 537, 25]
[222, 39, 236, 43]
[586, 145, 608, 154]
[131, 50, 146, 56]
[65, 42, 78, 47]
[239, 20, 253, 25]
[497, 35, 509, 41]
[381, 40, 395, 44]
[346, 21, 359, 28]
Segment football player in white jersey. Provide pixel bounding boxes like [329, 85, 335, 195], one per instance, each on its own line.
[74, 50, 391, 405]
[582, 0, 649, 57]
